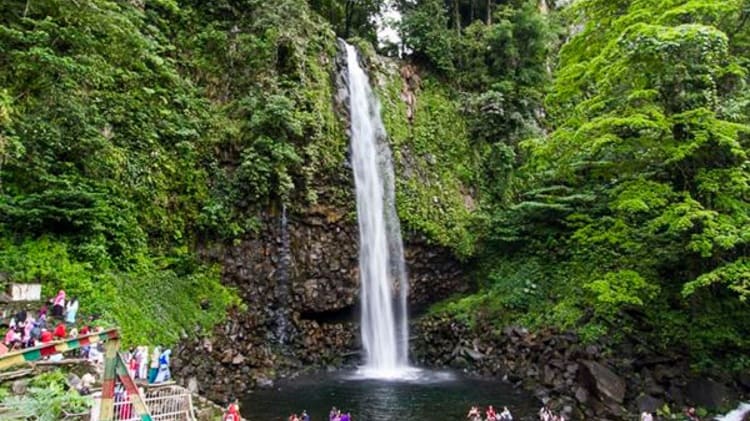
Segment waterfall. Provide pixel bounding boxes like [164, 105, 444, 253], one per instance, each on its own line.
[274, 204, 292, 345]
[343, 42, 411, 378]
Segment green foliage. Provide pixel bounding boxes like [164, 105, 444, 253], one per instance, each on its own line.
[684, 257, 750, 301]
[0, 237, 237, 346]
[172, 0, 347, 226]
[0, 237, 101, 303]
[307, 0, 384, 41]
[105, 257, 239, 345]
[378, 71, 479, 256]
[1, 371, 92, 420]
[391, 0, 552, 256]
[401, 0, 456, 73]
[585, 270, 660, 317]
[460, 0, 750, 368]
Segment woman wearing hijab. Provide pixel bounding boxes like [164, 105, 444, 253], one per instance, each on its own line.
[137, 346, 149, 380]
[148, 346, 161, 383]
[51, 291, 66, 319]
[65, 297, 79, 325]
[23, 316, 35, 347]
[154, 349, 172, 383]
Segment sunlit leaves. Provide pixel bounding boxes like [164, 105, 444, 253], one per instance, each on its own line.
[684, 258, 750, 301]
[585, 270, 660, 316]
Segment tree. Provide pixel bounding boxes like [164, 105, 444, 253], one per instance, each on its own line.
[497, 0, 750, 359]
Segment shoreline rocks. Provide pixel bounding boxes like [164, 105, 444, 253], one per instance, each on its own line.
[411, 314, 749, 420]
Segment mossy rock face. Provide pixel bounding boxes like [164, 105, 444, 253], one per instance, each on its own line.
[373, 57, 480, 258]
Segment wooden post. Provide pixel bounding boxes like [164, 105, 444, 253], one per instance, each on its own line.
[99, 339, 119, 421]
[116, 353, 153, 421]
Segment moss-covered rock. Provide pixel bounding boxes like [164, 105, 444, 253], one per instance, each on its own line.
[375, 58, 480, 258]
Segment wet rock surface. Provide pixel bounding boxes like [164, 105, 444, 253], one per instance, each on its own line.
[173, 207, 468, 403]
[412, 314, 748, 420]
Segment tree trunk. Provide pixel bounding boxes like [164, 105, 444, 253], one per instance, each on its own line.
[453, 0, 461, 34]
[486, 0, 491, 25]
[344, 0, 354, 38]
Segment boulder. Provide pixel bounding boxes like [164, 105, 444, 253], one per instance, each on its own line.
[542, 364, 556, 386]
[187, 377, 199, 394]
[738, 371, 750, 390]
[463, 347, 484, 361]
[667, 384, 685, 406]
[450, 356, 469, 369]
[11, 379, 27, 395]
[574, 385, 589, 404]
[579, 360, 626, 403]
[653, 365, 681, 384]
[635, 394, 664, 413]
[685, 378, 735, 410]
[256, 376, 274, 389]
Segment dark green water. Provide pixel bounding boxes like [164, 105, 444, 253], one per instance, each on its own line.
[241, 370, 539, 421]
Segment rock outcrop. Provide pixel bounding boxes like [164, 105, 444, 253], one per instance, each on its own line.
[174, 206, 469, 402]
[412, 314, 747, 420]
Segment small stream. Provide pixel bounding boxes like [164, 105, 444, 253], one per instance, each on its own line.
[241, 369, 539, 421]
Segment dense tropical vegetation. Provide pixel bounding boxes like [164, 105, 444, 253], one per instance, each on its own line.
[413, 0, 750, 371]
[0, 0, 748, 373]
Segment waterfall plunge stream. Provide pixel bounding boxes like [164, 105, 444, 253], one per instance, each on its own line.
[344, 42, 412, 379]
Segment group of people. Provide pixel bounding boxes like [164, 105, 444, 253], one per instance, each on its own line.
[1, 289, 173, 386]
[287, 409, 312, 421]
[639, 407, 700, 421]
[123, 346, 172, 384]
[329, 407, 352, 421]
[467, 405, 513, 420]
[538, 404, 566, 421]
[2, 290, 81, 353]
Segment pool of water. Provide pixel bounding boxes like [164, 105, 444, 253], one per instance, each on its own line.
[241, 369, 539, 421]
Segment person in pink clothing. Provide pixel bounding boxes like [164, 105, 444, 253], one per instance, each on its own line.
[51, 290, 66, 319]
[4, 328, 16, 346]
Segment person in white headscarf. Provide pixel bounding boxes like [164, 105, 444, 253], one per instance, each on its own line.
[136, 346, 148, 380]
[154, 349, 172, 383]
[148, 346, 161, 383]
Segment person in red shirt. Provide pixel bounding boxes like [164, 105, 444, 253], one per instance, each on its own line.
[53, 323, 66, 339]
[80, 325, 90, 335]
[486, 405, 497, 421]
[40, 329, 53, 343]
[223, 399, 241, 421]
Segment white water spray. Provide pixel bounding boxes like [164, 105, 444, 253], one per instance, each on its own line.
[716, 403, 750, 421]
[344, 42, 411, 378]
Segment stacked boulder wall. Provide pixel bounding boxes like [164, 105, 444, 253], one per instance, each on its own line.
[413, 314, 746, 420]
[173, 206, 468, 402]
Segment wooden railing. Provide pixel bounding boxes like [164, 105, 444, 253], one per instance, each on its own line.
[0, 327, 155, 421]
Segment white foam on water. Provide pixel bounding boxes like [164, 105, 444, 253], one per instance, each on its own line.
[715, 403, 750, 421]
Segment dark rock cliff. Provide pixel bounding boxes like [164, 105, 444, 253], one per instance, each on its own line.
[173, 205, 469, 402]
